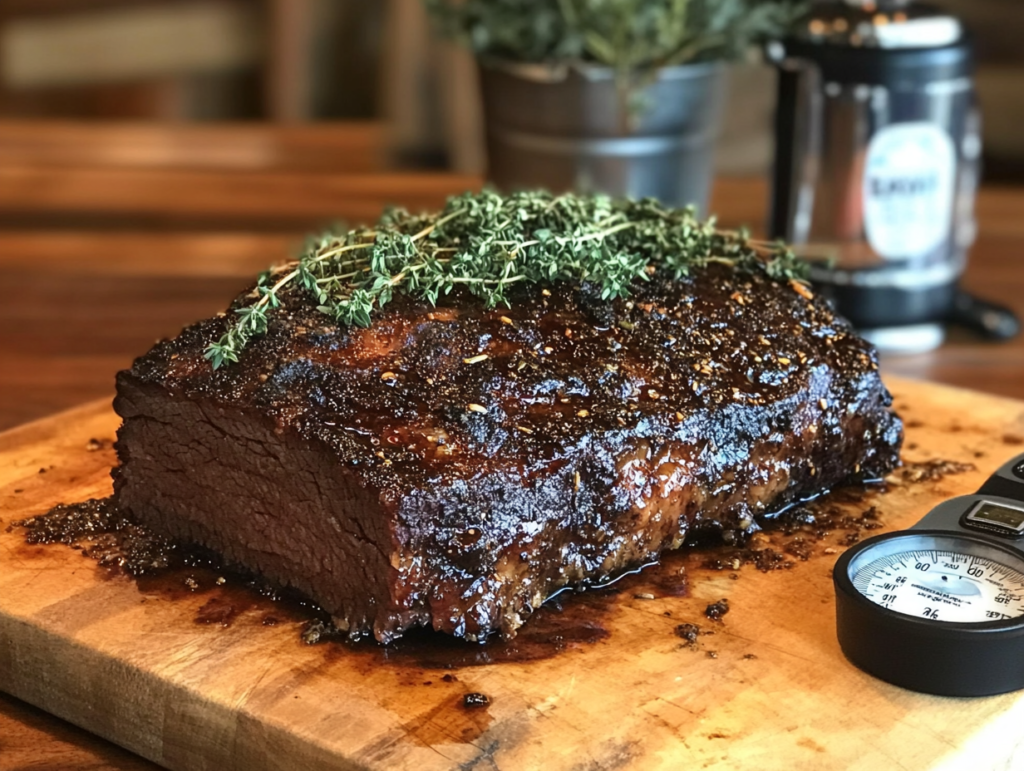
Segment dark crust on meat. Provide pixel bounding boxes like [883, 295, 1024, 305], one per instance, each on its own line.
[113, 265, 902, 641]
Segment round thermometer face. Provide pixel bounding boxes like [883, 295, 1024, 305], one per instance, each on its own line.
[851, 540, 1024, 623]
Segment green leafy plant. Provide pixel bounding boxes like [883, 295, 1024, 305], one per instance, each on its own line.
[424, 0, 804, 72]
[205, 189, 808, 369]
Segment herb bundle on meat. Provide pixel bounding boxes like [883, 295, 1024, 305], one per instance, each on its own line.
[206, 189, 807, 369]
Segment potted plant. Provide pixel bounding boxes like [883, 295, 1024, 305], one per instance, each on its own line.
[425, 0, 801, 211]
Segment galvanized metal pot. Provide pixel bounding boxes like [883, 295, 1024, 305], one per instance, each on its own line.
[478, 59, 727, 211]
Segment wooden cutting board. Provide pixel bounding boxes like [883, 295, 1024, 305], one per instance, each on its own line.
[3, 377, 1024, 771]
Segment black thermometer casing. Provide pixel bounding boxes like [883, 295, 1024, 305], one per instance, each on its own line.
[834, 453, 1024, 697]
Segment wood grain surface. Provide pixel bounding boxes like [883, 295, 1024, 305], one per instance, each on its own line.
[2, 380, 1024, 771]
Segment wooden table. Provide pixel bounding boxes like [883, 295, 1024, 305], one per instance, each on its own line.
[1, 176, 1022, 770]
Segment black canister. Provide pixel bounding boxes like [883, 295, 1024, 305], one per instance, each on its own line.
[768, 1, 981, 352]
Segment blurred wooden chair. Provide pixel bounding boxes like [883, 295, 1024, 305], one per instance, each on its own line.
[0, 0, 386, 124]
[0, 0, 265, 120]
[0, 2, 477, 231]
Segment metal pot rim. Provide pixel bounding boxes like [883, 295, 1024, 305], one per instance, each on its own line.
[478, 56, 724, 84]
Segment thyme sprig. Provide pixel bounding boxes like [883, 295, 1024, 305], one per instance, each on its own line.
[204, 189, 808, 369]
[424, 0, 806, 71]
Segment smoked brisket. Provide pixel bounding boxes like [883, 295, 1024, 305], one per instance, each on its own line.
[113, 265, 902, 642]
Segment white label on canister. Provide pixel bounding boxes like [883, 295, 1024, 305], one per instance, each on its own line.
[863, 122, 956, 261]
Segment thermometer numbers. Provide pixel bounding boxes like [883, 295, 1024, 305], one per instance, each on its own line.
[854, 550, 1024, 623]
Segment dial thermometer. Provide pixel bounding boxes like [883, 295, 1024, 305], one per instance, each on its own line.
[834, 452, 1024, 696]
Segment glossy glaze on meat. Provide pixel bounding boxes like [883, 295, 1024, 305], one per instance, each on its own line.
[113, 265, 902, 642]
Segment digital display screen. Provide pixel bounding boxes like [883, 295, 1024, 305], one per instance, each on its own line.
[966, 501, 1024, 533]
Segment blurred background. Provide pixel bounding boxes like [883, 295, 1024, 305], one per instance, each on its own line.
[0, 0, 1020, 181]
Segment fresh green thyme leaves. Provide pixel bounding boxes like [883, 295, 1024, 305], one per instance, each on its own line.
[204, 189, 808, 369]
[424, 0, 806, 71]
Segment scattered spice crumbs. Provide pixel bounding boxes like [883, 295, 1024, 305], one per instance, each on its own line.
[463, 693, 490, 708]
[891, 459, 975, 484]
[674, 623, 701, 647]
[704, 599, 730, 622]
